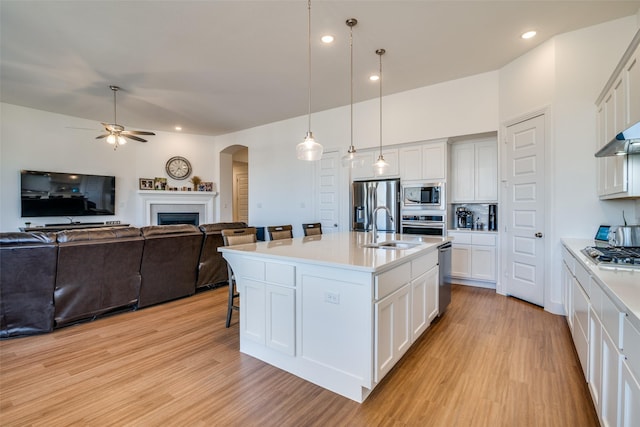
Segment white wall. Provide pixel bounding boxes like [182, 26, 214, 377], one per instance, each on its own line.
[0, 103, 216, 231]
[498, 15, 639, 313]
[213, 71, 500, 235]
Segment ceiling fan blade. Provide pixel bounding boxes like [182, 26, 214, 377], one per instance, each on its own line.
[123, 134, 148, 143]
[96, 134, 109, 139]
[122, 130, 156, 136]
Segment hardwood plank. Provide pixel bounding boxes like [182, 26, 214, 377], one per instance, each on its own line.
[0, 285, 599, 426]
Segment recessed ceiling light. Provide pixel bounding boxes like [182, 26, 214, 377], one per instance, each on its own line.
[175, 126, 182, 131]
[369, 75, 379, 81]
[321, 35, 334, 43]
[521, 30, 537, 40]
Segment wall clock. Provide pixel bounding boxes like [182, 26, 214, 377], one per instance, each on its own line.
[165, 156, 192, 180]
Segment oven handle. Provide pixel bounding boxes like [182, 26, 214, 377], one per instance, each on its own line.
[401, 222, 445, 229]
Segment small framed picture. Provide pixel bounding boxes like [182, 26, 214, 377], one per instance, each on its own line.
[202, 181, 213, 192]
[154, 177, 167, 190]
[139, 178, 154, 190]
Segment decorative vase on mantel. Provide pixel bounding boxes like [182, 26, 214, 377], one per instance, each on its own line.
[190, 175, 202, 191]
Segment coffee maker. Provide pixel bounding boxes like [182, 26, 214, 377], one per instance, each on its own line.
[456, 207, 473, 229]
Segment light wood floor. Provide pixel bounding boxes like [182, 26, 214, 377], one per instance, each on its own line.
[1, 284, 598, 426]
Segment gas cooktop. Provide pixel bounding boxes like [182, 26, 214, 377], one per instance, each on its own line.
[582, 246, 640, 270]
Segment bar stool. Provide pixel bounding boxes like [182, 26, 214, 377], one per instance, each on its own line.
[221, 227, 257, 327]
[302, 223, 322, 236]
[267, 224, 293, 240]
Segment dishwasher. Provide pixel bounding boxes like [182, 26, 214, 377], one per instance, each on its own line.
[438, 242, 452, 314]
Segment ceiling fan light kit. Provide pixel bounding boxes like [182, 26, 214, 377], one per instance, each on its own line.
[97, 85, 155, 150]
[296, 0, 323, 162]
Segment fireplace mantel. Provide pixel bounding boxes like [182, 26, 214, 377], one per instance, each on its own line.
[138, 191, 218, 226]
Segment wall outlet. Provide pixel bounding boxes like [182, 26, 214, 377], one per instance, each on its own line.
[324, 292, 340, 305]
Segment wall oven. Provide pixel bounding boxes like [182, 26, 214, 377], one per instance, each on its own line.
[401, 212, 446, 237]
[402, 183, 444, 209]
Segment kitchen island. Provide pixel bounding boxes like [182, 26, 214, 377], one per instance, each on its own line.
[219, 231, 449, 402]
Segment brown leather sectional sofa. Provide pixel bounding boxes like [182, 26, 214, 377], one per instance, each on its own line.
[0, 222, 246, 338]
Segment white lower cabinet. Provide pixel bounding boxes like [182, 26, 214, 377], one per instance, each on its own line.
[374, 250, 439, 383]
[562, 242, 640, 427]
[265, 284, 295, 356]
[449, 231, 496, 282]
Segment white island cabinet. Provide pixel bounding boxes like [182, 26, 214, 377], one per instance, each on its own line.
[220, 232, 447, 403]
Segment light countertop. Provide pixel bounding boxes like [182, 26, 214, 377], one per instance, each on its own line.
[562, 238, 640, 330]
[219, 231, 450, 273]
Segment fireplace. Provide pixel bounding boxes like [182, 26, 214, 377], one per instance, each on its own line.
[139, 191, 217, 226]
[157, 212, 199, 226]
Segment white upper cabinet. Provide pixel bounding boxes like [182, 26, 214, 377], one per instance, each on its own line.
[399, 140, 446, 182]
[450, 137, 498, 203]
[595, 31, 640, 199]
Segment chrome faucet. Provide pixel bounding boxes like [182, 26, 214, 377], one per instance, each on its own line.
[372, 206, 394, 244]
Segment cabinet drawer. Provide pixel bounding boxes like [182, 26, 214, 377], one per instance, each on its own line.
[449, 232, 472, 244]
[602, 292, 625, 350]
[572, 278, 589, 337]
[623, 316, 640, 380]
[590, 281, 603, 319]
[265, 262, 295, 287]
[572, 317, 589, 379]
[411, 251, 438, 278]
[561, 245, 575, 275]
[471, 233, 496, 246]
[574, 262, 591, 297]
[375, 262, 411, 301]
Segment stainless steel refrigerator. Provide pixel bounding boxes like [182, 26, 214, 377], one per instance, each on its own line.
[352, 179, 400, 232]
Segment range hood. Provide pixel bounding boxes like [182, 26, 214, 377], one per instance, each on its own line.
[595, 121, 640, 157]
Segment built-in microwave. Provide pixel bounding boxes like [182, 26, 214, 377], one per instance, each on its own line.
[402, 183, 444, 209]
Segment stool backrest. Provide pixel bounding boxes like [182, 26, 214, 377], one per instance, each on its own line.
[267, 225, 293, 240]
[302, 223, 322, 236]
[222, 227, 257, 246]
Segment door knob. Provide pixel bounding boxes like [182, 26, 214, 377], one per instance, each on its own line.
[535, 232, 543, 238]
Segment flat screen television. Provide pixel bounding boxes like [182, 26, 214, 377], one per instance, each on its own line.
[21, 170, 116, 217]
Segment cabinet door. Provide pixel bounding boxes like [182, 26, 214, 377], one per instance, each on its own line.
[410, 265, 438, 342]
[399, 146, 422, 181]
[601, 328, 621, 427]
[474, 141, 498, 201]
[470, 245, 496, 281]
[422, 142, 446, 181]
[375, 284, 411, 382]
[562, 262, 574, 331]
[596, 102, 607, 197]
[589, 306, 602, 415]
[351, 151, 375, 180]
[625, 44, 640, 129]
[451, 143, 475, 202]
[620, 359, 640, 427]
[265, 284, 295, 356]
[451, 245, 471, 278]
[240, 279, 266, 345]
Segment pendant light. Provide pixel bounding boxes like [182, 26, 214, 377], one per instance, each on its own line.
[296, 0, 323, 161]
[373, 48, 389, 175]
[341, 18, 364, 168]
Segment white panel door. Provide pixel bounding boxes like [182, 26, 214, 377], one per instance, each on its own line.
[504, 114, 545, 306]
[317, 151, 341, 233]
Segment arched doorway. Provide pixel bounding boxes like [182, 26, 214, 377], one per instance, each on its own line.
[219, 145, 248, 223]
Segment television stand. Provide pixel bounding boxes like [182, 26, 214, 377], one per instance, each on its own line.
[20, 223, 130, 232]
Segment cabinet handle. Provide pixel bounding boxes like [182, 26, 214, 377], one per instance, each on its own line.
[535, 232, 543, 238]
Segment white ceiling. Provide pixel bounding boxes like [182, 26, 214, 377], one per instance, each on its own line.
[1, 1, 639, 137]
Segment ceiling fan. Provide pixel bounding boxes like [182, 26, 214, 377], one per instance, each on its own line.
[97, 85, 155, 149]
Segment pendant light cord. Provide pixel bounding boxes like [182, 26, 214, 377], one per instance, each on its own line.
[350, 23, 354, 150]
[307, 0, 312, 133]
[113, 88, 118, 124]
[377, 49, 385, 157]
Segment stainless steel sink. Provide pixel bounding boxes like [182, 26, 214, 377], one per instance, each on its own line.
[362, 240, 420, 250]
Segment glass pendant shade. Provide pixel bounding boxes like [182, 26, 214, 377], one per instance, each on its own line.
[373, 154, 389, 175]
[298, 0, 323, 161]
[297, 131, 323, 161]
